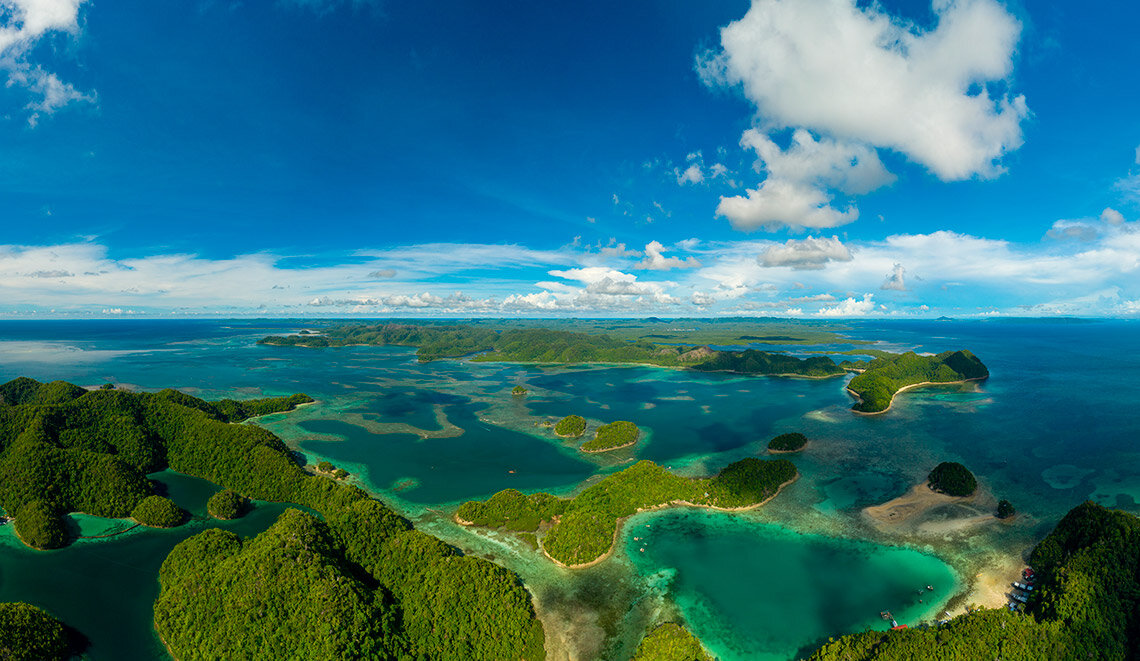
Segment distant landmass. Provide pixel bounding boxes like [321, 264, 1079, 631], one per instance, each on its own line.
[259, 324, 989, 413]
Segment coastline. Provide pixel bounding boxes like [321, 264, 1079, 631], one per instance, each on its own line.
[767, 442, 807, 455]
[539, 474, 800, 570]
[580, 437, 639, 454]
[848, 377, 987, 416]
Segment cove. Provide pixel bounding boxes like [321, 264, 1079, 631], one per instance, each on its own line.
[298, 410, 596, 504]
[626, 509, 959, 661]
[0, 471, 295, 660]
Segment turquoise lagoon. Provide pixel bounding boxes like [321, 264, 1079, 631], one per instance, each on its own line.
[0, 319, 1137, 659]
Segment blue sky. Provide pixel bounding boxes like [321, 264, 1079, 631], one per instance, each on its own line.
[1, 0, 1138, 317]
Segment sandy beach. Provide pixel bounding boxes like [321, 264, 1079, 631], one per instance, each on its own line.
[848, 377, 987, 415]
[539, 474, 799, 570]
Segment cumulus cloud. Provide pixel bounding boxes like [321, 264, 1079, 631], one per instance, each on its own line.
[718, 129, 895, 231]
[758, 236, 852, 269]
[635, 241, 702, 270]
[676, 164, 704, 185]
[880, 263, 907, 290]
[1102, 208, 1126, 227]
[815, 294, 876, 317]
[718, 179, 858, 231]
[743, 129, 895, 196]
[674, 151, 730, 186]
[1, 0, 96, 125]
[699, 0, 1028, 181]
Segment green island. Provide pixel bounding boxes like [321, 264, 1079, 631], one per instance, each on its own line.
[689, 349, 844, 376]
[259, 324, 989, 414]
[511, 385, 528, 396]
[0, 602, 78, 661]
[582, 420, 639, 452]
[996, 499, 1016, 519]
[553, 414, 587, 438]
[632, 622, 713, 661]
[845, 350, 989, 413]
[767, 432, 808, 453]
[130, 495, 185, 528]
[808, 501, 1140, 660]
[206, 488, 248, 520]
[259, 324, 846, 375]
[0, 377, 544, 660]
[456, 457, 797, 567]
[927, 462, 978, 497]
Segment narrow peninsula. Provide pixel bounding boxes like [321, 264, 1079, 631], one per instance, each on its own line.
[456, 457, 797, 568]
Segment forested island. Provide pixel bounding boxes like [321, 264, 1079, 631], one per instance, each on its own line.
[581, 420, 640, 452]
[259, 324, 989, 413]
[845, 350, 989, 413]
[632, 623, 712, 661]
[456, 458, 797, 567]
[258, 324, 848, 376]
[0, 377, 544, 660]
[767, 432, 808, 453]
[927, 462, 978, 497]
[0, 602, 78, 661]
[553, 414, 586, 438]
[809, 501, 1140, 660]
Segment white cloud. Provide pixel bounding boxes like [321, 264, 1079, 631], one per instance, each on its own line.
[1136, 145, 1140, 165]
[880, 263, 907, 291]
[699, 0, 1027, 181]
[0, 0, 95, 124]
[598, 239, 640, 257]
[676, 164, 704, 185]
[718, 129, 894, 231]
[742, 129, 895, 195]
[635, 240, 702, 270]
[815, 294, 876, 317]
[717, 178, 858, 231]
[1101, 208, 1126, 227]
[673, 151, 730, 187]
[758, 235, 852, 269]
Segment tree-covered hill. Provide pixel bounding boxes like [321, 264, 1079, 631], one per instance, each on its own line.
[0, 602, 79, 661]
[0, 377, 545, 659]
[0, 378, 311, 549]
[260, 324, 848, 374]
[631, 623, 712, 661]
[457, 458, 797, 567]
[807, 501, 1140, 660]
[846, 350, 989, 413]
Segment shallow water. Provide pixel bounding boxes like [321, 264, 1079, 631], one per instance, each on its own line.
[0, 318, 1136, 659]
[625, 510, 959, 660]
